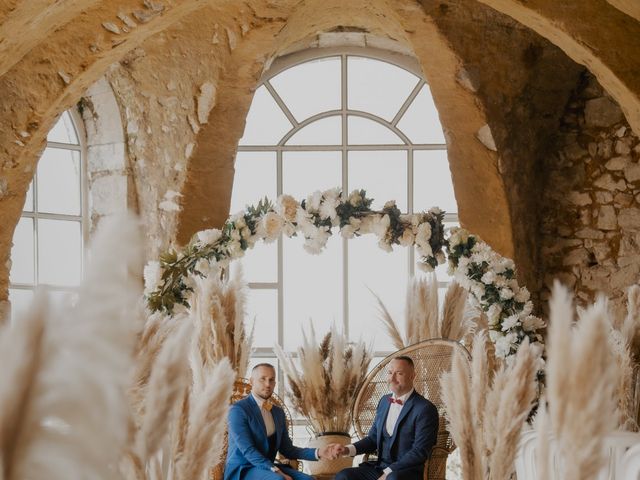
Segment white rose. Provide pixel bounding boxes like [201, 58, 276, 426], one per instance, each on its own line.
[196, 228, 222, 245]
[415, 222, 432, 250]
[319, 198, 337, 221]
[398, 228, 415, 246]
[341, 224, 357, 239]
[143, 261, 163, 294]
[227, 240, 244, 258]
[499, 288, 514, 300]
[260, 212, 285, 243]
[307, 191, 323, 212]
[384, 200, 397, 210]
[276, 195, 299, 222]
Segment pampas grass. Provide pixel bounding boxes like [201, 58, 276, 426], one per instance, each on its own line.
[189, 264, 253, 380]
[275, 323, 371, 434]
[375, 275, 476, 350]
[440, 332, 540, 480]
[0, 214, 143, 480]
[536, 282, 620, 480]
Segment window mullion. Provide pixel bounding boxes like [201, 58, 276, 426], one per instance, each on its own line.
[341, 53, 349, 339]
[264, 81, 299, 128]
[391, 80, 424, 127]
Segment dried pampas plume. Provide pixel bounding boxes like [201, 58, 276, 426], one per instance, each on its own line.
[440, 332, 539, 480]
[541, 282, 619, 480]
[374, 275, 476, 350]
[276, 323, 371, 434]
[189, 264, 253, 380]
[0, 214, 143, 480]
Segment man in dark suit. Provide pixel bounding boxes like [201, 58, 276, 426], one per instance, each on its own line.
[225, 363, 333, 480]
[332, 356, 439, 480]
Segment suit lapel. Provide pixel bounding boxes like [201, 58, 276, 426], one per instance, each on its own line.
[391, 391, 416, 441]
[247, 395, 269, 450]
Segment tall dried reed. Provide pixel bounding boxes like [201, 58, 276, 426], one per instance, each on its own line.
[375, 275, 476, 350]
[440, 333, 539, 480]
[275, 323, 371, 434]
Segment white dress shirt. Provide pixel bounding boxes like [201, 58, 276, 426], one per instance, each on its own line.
[251, 392, 276, 437]
[346, 389, 414, 475]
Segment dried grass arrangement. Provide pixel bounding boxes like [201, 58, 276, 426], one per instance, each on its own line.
[534, 282, 621, 480]
[374, 274, 477, 350]
[440, 332, 540, 480]
[275, 324, 372, 434]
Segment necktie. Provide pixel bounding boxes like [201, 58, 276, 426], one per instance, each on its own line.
[389, 397, 403, 405]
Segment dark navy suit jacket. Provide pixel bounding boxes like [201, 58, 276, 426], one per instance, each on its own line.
[353, 391, 439, 475]
[224, 395, 316, 480]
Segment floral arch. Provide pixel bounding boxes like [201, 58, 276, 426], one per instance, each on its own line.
[145, 189, 544, 363]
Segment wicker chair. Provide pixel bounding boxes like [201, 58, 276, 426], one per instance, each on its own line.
[351, 339, 471, 480]
[210, 378, 300, 480]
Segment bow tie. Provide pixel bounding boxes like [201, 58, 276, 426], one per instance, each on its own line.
[388, 397, 403, 405]
[262, 400, 273, 412]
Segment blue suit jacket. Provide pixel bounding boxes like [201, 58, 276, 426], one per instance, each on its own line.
[224, 395, 317, 480]
[353, 391, 439, 475]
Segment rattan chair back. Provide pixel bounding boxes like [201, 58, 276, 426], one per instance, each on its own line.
[351, 338, 470, 480]
[210, 378, 297, 480]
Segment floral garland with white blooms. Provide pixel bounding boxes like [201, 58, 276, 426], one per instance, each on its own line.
[145, 188, 544, 364]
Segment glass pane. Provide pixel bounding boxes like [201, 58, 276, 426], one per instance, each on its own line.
[23, 181, 33, 212]
[46, 111, 79, 145]
[37, 219, 82, 286]
[282, 151, 341, 199]
[10, 217, 35, 284]
[413, 150, 457, 214]
[239, 86, 293, 146]
[270, 56, 341, 122]
[347, 116, 404, 145]
[230, 152, 276, 213]
[285, 116, 341, 145]
[397, 84, 446, 144]
[348, 235, 408, 351]
[8, 288, 34, 323]
[37, 148, 81, 215]
[246, 289, 278, 349]
[348, 150, 407, 211]
[239, 242, 277, 283]
[347, 56, 419, 121]
[283, 235, 342, 351]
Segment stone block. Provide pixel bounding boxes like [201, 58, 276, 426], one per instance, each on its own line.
[593, 173, 627, 191]
[614, 192, 634, 207]
[568, 191, 591, 206]
[575, 228, 605, 239]
[584, 97, 624, 128]
[616, 139, 632, 155]
[595, 191, 613, 203]
[597, 205, 617, 230]
[611, 263, 640, 290]
[619, 208, 640, 229]
[563, 248, 589, 265]
[625, 164, 640, 183]
[605, 156, 630, 170]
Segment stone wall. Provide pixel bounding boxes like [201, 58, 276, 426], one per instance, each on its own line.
[541, 72, 640, 315]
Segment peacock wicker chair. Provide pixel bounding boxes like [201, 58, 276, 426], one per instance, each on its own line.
[210, 378, 301, 480]
[351, 338, 471, 480]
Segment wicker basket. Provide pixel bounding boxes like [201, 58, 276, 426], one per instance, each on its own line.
[305, 432, 353, 475]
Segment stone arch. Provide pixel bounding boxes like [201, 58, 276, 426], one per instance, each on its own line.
[175, 0, 516, 274]
[477, 0, 640, 135]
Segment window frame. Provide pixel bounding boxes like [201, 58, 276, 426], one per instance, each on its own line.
[236, 47, 458, 426]
[9, 108, 88, 316]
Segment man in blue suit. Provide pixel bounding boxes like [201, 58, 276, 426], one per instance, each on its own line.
[332, 356, 439, 480]
[225, 363, 333, 480]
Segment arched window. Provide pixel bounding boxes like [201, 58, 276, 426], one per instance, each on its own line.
[231, 48, 457, 405]
[8, 110, 86, 321]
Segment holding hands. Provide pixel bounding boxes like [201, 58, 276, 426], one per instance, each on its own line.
[317, 443, 350, 460]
